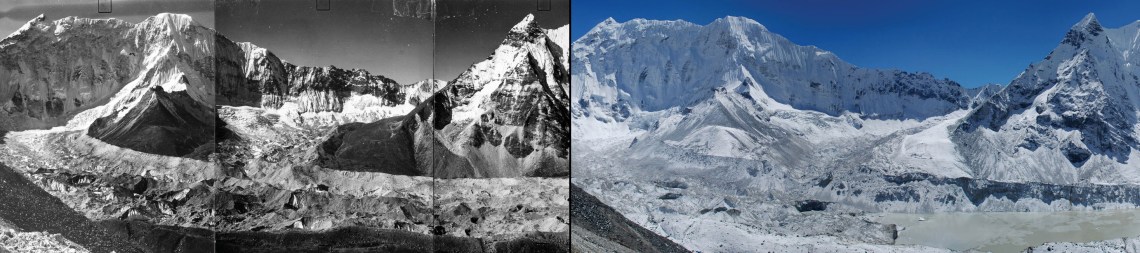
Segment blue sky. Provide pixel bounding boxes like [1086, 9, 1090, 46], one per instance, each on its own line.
[572, 0, 1140, 88]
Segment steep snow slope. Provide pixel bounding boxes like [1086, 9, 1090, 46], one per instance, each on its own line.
[966, 83, 1003, 107]
[572, 16, 971, 124]
[0, 15, 136, 131]
[951, 14, 1140, 184]
[572, 15, 973, 169]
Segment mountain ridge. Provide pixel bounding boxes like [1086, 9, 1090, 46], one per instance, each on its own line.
[572, 15, 972, 123]
[317, 14, 570, 178]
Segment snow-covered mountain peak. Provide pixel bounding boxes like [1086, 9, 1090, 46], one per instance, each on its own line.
[503, 13, 544, 45]
[578, 17, 618, 40]
[136, 12, 199, 34]
[30, 13, 46, 23]
[601, 17, 617, 25]
[1061, 13, 1106, 47]
[709, 15, 767, 32]
[575, 17, 698, 45]
[448, 13, 567, 121]
[953, 13, 1140, 173]
[1074, 13, 1101, 31]
[22, 13, 46, 28]
[146, 13, 196, 27]
[510, 13, 537, 33]
[313, 16, 569, 177]
[4, 14, 46, 39]
[572, 16, 970, 123]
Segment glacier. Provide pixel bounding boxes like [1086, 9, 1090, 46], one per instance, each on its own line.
[572, 14, 1140, 252]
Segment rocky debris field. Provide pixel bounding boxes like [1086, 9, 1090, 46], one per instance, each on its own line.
[0, 162, 140, 252]
[0, 229, 90, 253]
[1024, 236, 1140, 253]
[0, 125, 567, 252]
[569, 183, 688, 253]
[218, 226, 566, 252]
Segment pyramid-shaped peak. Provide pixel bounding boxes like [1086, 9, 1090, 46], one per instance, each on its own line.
[602, 17, 618, 25]
[1071, 13, 1103, 33]
[1077, 13, 1098, 26]
[1061, 13, 1105, 46]
[510, 13, 537, 33]
[502, 13, 546, 45]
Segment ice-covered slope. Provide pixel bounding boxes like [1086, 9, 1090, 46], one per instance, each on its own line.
[572, 15, 975, 170]
[318, 14, 570, 178]
[572, 16, 971, 124]
[0, 15, 136, 131]
[951, 14, 1140, 184]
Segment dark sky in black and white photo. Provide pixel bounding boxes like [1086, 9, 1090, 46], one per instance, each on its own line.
[0, 0, 214, 34]
[218, 0, 434, 84]
[435, 0, 570, 82]
[1, 0, 570, 85]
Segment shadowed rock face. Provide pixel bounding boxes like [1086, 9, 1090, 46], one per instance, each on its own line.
[570, 184, 689, 253]
[87, 86, 214, 159]
[315, 116, 421, 176]
[314, 95, 479, 177]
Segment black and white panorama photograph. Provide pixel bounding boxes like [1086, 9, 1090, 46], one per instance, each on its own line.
[0, 0, 569, 252]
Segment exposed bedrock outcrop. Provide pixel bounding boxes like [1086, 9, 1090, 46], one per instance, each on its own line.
[214, 37, 427, 114]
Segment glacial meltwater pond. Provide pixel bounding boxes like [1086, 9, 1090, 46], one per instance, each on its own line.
[871, 210, 1140, 253]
